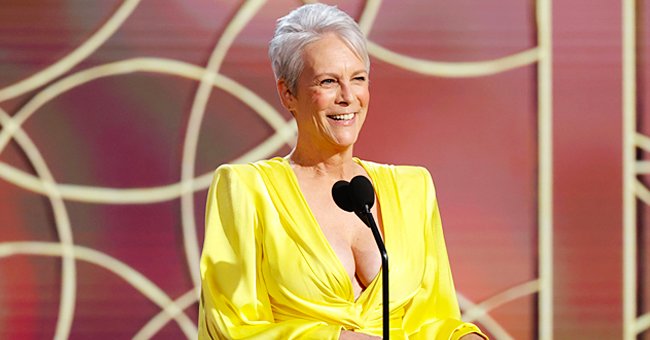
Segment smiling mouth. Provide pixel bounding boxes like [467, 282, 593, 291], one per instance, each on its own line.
[327, 113, 355, 121]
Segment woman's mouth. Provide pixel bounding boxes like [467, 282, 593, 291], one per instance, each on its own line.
[327, 113, 355, 121]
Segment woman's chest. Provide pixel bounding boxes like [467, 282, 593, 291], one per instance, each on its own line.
[312, 201, 382, 295]
[257, 191, 427, 305]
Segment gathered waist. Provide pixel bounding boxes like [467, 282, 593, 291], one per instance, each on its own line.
[273, 303, 407, 338]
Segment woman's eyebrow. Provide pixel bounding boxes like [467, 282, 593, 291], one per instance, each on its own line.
[313, 72, 339, 79]
[313, 70, 367, 78]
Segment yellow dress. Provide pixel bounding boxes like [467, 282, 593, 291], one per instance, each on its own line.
[198, 157, 486, 339]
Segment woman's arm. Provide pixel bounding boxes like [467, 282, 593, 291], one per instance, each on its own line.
[199, 165, 342, 339]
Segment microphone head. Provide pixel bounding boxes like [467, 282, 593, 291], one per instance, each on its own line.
[331, 180, 355, 212]
[349, 175, 375, 211]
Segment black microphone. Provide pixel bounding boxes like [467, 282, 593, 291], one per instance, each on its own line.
[331, 176, 389, 340]
[332, 180, 355, 212]
[333, 177, 376, 226]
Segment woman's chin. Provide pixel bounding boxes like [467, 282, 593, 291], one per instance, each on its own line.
[329, 134, 359, 149]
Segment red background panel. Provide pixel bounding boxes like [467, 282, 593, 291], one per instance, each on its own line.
[0, 0, 633, 339]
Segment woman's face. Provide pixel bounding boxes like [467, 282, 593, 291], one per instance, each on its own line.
[281, 33, 370, 153]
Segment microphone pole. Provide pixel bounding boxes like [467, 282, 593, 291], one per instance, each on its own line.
[358, 205, 389, 340]
[332, 177, 389, 339]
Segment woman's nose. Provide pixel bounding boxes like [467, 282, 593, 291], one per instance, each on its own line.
[336, 82, 354, 106]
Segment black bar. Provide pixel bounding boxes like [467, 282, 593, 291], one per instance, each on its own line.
[362, 207, 389, 340]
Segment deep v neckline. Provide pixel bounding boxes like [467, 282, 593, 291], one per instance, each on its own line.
[279, 157, 387, 303]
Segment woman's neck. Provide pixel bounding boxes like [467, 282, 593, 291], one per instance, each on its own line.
[286, 143, 357, 179]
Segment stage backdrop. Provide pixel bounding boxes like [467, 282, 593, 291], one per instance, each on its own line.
[0, 0, 639, 339]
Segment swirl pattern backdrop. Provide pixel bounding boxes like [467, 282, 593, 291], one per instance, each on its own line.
[0, 0, 636, 339]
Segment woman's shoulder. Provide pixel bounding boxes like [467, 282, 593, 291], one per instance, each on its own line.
[357, 158, 438, 199]
[213, 162, 257, 182]
[211, 157, 291, 192]
[357, 158, 433, 182]
[214, 157, 286, 176]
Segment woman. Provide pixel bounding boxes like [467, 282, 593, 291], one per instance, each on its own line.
[199, 4, 486, 339]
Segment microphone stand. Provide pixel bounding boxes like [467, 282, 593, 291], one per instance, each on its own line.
[360, 205, 389, 340]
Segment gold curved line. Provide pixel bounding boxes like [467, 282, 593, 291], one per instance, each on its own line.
[218, 72, 293, 136]
[0, 0, 141, 102]
[0, 109, 77, 340]
[636, 312, 650, 334]
[0, 160, 210, 203]
[634, 132, 650, 152]
[301, 1, 537, 77]
[457, 292, 514, 340]
[0, 57, 292, 153]
[0, 123, 294, 204]
[0, 54, 293, 338]
[0, 58, 296, 204]
[134, 288, 199, 339]
[229, 125, 295, 163]
[367, 42, 539, 77]
[0, 241, 197, 338]
[634, 179, 650, 205]
[536, 0, 553, 338]
[635, 160, 650, 174]
[358, 0, 383, 36]
[462, 280, 539, 323]
[180, 0, 268, 291]
[0, 58, 296, 199]
[0, 62, 297, 204]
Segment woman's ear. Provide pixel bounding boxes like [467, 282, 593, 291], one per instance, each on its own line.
[277, 79, 296, 115]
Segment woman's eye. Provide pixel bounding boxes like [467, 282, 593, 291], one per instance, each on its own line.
[320, 79, 336, 85]
[353, 76, 366, 82]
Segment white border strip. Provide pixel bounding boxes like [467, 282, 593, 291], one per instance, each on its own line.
[622, 0, 637, 339]
[537, 0, 553, 338]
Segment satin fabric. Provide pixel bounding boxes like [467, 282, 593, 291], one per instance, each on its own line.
[198, 157, 485, 339]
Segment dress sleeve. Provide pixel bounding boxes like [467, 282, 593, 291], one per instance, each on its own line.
[402, 168, 488, 340]
[198, 165, 342, 339]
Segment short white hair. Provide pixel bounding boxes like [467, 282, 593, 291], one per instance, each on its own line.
[268, 3, 370, 94]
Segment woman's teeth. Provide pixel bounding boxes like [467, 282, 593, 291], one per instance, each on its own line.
[329, 113, 354, 121]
